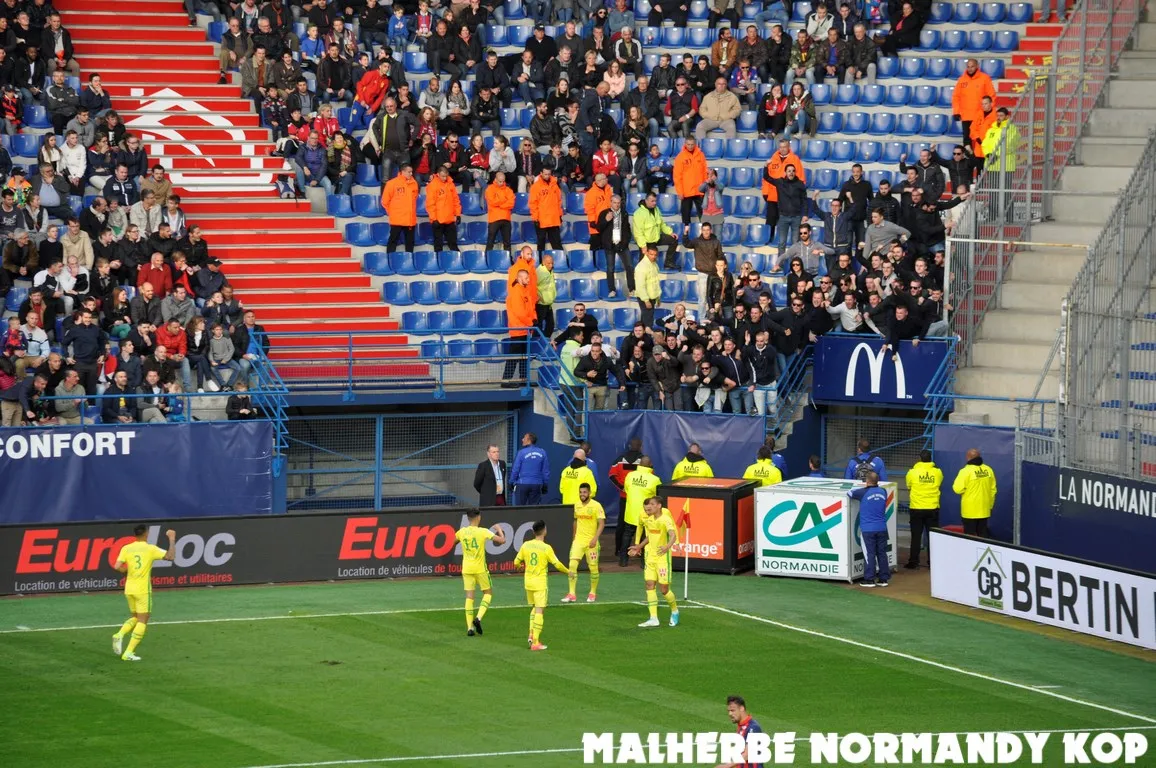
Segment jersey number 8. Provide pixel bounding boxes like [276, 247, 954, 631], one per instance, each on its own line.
[529, 552, 539, 566]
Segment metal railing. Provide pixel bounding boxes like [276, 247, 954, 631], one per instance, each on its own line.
[948, 0, 1145, 364]
[767, 344, 813, 439]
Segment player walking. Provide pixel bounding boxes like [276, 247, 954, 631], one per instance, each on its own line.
[563, 482, 605, 603]
[513, 520, 569, 651]
[113, 525, 176, 662]
[715, 695, 765, 768]
[629, 496, 680, 628]
[456, 509, 507, 636]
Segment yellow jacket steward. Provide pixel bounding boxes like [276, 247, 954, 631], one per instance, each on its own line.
[559, 463, 597, 506]
[671, 454, 714, 482]
[623, 466, 662, 526]
[952, 462, 997, 519]
[905, 461, 944, 510]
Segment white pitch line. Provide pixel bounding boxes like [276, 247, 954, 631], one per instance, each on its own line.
[691, 600, 1156, 725]
[0, 600, 658, 635]
[237, 727, 1156, 768]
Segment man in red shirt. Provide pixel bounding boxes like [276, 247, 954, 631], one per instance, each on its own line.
[717, 695, 764, 768]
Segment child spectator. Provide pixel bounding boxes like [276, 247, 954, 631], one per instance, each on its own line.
[645, 144, 672, 193]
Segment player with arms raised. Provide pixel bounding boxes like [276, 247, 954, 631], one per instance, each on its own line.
[715, 695, 764, 768]
[562, 482, 605, 603]
[629, 496, 680, 628]
[456, 509, 507, 636]
[513, 520, 569, 651]
[112, 525, 176, 661]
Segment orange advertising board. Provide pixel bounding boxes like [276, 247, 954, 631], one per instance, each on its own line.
[666, 496, 725, 560]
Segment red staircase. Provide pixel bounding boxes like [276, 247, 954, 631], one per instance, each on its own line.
[59, 0, 425, 383]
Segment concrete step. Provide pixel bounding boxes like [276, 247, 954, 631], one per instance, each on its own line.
[1107, 79, 1156, 109]
[970, 339, 1056, 372]
[1029, 221, 1108, 247]
[1135, 22, 1156, 50]
[1051, 192, 1120, 223]
[1115, 53, 1156, 77]
[1005, 248, 1086, 283]
[1087, 107, 1156, 138]
[978, 309, 1062, 344]
[1077, 136, 1147, 167]
[1057, 165, 1132, 195]
[955, 366, 1058, 401]
[952, 391, 1057, 428]
[1000, 280, 1070, 311]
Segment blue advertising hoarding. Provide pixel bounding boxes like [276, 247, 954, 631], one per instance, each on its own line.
[0, 421, 275, 524]
[812, 336, 950, 407]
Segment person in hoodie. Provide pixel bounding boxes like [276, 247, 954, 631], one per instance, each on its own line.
[848, 471, 890, 586]
[672, 442, 715, 482]
[558, 448, 597, 506]
[510, 431, 551, 506]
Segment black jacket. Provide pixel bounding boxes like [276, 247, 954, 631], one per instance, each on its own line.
[771, 177, 808, 218]
[472, 458, 507, 506]
[766, 308, 808, 354]
[597, 207, 632, 252]
[744, 343, 776, 385]
[838, 177, 873, 221]
[227, 393, 259, 420]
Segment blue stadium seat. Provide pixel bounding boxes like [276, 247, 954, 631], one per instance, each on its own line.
[552, 279, 570, 303]
[477, 308, 505, 329]
[731, 166, 757, 188]
[937, 85, 955, 108]
[771, 282, 788, 307]
[344, 222, 374, 246]
[514, 192, 530, 216]
[206, 20, 225, 42]
[437, 281, 466, 305]
[405, 52, 429, 73]
[13, 133, 39, 157]
[353, 194, 385, 218]
[812, 168, 838, 192]
[818, 112, 845, 134]
[389, 252, 418, 276]
[500, 108, 520, 131]
[569, 250, 595, 273]
[857, 141, 881, 163]
[936, 142, 958, 159]
[363, 252, 392, 276]
[508, 25, 531, 45]
[965, 30, 993, 52]
[487, 278, 508, 302]
[895, 113, 923, 136]
[791, 0, 808, 20]
[802, 139, 829, 162]
[5, 286, 28, 313]
[750, 138, 774, 160]
[953, 2, 979, 22]
[940, 29, 966, 52]
[463, 250, 489, 274]
[701, 137, 723, 160]
[447, 339, 474, 359]
[917, 29, 941, 51]
[720, 140, 749, 163]
[565, 192, 584, 215]
[840, 111, 867, 135]
[452, 309, 479, 332]
[662, 27, 685, 47]
[420, 339, 444, 359]
[571, 278, 598, 302]
[484, 25, 507, 45]
[657, 193, 678, 215]
[462, 280, 489, 305]
[738, 110, 758, 133]
[877, 57, 899, 78]
[461, 193, 485, 216]
[981, 59, 1005, 78]
[440, 250, 467, 274]
[929, 2, 953, 22]
[661, 280, 684, 302]
[810, 83, 831, 105]
[23, 105, 49, 129]
[427, 311, 454, 333]
[979, 2, 1006, 23]
[460, 221, 484, 245]
[613, 307, 640, 331]
[384, 282, 413, 305]
[329, 194, 356, 218]
[415, 251, 444, 275]
[881, 141, 907, 164]
[992, 31, 1019, 52]
[688, 27, 712, 47]
[867, 113, 896, 135]
[643, 53, 659, 73]
[474, 338, 501, 357]
[884, 84, 911, 107]
[898, 58, 926, 79]
[867, 170, 894, 189]
[570, 221, 589, 244]
[860, 84, 885, 106]
[926, 58, 952, 79]
[486, 250, 511, 272]
[911, 85, 937, 107]
[743, 224, 770, 247]
[1007, 2, 1033, 22]
[735, 195, 760, 216]
[923, 113, 950, 136]
[720, 222, 742, 246]
[401, 310, 429, 332]
[653, 137, 672, 155]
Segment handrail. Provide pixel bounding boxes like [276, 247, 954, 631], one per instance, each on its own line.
[768, 345, 813, 439]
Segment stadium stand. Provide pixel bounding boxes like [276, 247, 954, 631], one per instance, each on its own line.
[0, 0, 1068, 415]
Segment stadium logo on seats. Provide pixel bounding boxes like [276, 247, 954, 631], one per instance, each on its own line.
[845, 343, 908, 399]
[973, 545, 1007, 610]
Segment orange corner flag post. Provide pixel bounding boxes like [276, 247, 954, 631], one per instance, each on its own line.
[680, 499, 692, 600]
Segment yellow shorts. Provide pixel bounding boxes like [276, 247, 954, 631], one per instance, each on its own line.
[462, 571, 492, 592]
[644, 555, 671, 585]
[125, 591, 152, 614]
[525, 588, 547, 608]
[568, 541, 600, 565]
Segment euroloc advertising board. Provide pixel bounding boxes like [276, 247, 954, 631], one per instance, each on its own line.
[755, 477, 898, 582]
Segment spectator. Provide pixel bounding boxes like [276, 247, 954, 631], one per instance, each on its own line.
[207, 321, 240, 390]
[861, 208, 910, 258]
[777, 222, 835, 276]
[813, 27, 849, 84]
[845, 23, 878, 84]
[129, 190, 163, 238]
[665, 78, 699, 139]
[160, 284, 196, 329]
[534, 252, 556, 338]
[477, 51, 512, 108]
[0, 372, 49, 426]
[53, 368, 86, 424]
[845, 437, 887, 480]
[597, 195, 634, 298]
[711, 27, 739, 76]
[471, 86, 501, 137]
[832, 2, 859, 37]
[953, 448, 997, 538]
[848, 471, 890, 586]
[574, 342, 625, 410]
[45, 69, 77, 135]
[879, 1, 923, 56]
[633, 245, 661, 330]
[728, 59, 761, 110]
[981, 107, 1020, 222]
[29, 163, 72, 222]
[745, 329, 778, 415]
[221, 379, 257, 419]
[377, 163, 417, 254]
[364, 98, 417, 181]
[784, 30, 816, 89]
[684, 222, 724, 319]
[156, 316, 195, 390]
[646, 343, 682, 411]
[136, 369, 168, 423]
[101, 369, 134, 423]
[764, 24, 791, 85]
[142, 343, 177, 387]
[766, 293, 807, 375]
[61, 308, 106, 396]
[3, 227, 38, 281]
[473, 444, 508, 506]
[103, 164, 139, 208]
[293, 130, 331, 194]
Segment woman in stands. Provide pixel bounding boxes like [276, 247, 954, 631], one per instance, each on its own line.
[602, 60, 626, 101]
[547, 77, 576, 116]
[103, 287, 132, 341]
[416, 106, 439, 147]
[466, 134, 489, 190]
[325, 132, 361, 196]
[311, 103, 340, 146]
[620, 106, 648, 157]
[706, 256, 736, 324]
[786, 257, 814, 303]
[85, 135, 115, 191]
[185, 316, 213, 393]
[783, 81, 816, 140]
[579, 49, 604, 92]
[438, 79, 472, 137]
[879, 1, 925, 56]
[410, 133, 438, 185]
[38, 134, 61, 170]
[757, 83, 789, 140]
[487, 135, 516, 185]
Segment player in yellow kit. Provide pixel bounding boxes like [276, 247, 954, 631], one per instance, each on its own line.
[112, 525, 176, 661]
[513, 520, 569, 651]
[563, 482, 605, 603]
[455, 509, 507, 637]
[629, 496, 679, 628]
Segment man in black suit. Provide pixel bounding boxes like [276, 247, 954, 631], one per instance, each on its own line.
[472, 443, 507, 506]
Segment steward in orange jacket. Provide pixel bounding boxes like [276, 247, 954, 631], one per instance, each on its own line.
[529, 168, 564, 250]
[425, 165, 462, 251]
[585, 177, 614, 237]
[484, 173, 516, 252]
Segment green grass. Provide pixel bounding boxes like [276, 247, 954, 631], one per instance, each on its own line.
[1, 573, 1154, 768]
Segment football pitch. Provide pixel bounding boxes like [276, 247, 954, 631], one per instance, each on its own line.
[2, 572, 1154, 768]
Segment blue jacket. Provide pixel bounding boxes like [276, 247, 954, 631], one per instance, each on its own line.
[772, 452, 787, 477]
[296, 142, 327, 179]
[510, 444, 550, 487]
[844, 452, 887, 481]
[849, 485, 889, 533]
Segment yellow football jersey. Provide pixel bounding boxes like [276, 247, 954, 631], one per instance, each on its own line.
[573, 499, 606, 546]
[455, 525, 495, 575]
[116, 541, 167, 594]
[514, 539, 566, 591]
[640, 510, 677, 559]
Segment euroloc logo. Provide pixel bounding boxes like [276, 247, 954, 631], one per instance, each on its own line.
[762, 498, 843, 562]
[845, 343, 908, 399]
[973, 545, 1007, 610]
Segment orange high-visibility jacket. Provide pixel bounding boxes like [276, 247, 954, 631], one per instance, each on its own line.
[673, 146, 708, 199]
[529, 176, 563, 228]
[761, 151, 806, 201]
[424, 175, 461, 224]
[585, 183, 613, 233]
[485, 184, 515, 223]
[381, 174, 419, 227]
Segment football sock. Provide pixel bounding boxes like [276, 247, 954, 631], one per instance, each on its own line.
[589, 560, 600, 596]
[568, 561, 579, 595]
[646, 589, 659, 620]
[531, 613, 543, 643]
[477, 594, 491, 621]
[125, 623, 147, 654]
[116, 617, 137, 637]
[664, 590, 678, 612]
[465, 597, 475, 629]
